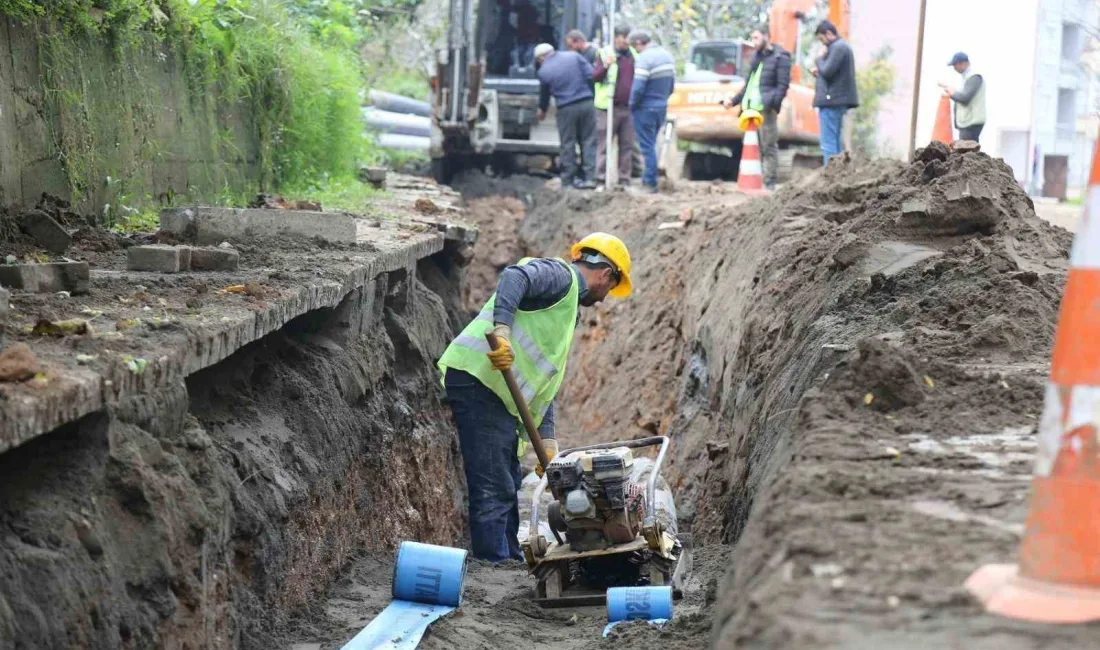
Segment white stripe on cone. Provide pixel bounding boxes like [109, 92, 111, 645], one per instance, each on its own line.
[744, 130, 759, 146]
[1070, 187, 1100, 268]
[740, 160, 763, 175]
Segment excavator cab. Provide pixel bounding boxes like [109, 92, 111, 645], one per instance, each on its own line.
[430, 0, 604, 181]
[682, 40, 755, 83]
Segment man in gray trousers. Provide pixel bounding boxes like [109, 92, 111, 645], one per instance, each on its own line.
[536, 43, 598, 189]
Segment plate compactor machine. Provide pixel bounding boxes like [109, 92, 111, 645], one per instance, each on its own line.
[482, 331, 686, 605]
[522, 437, 685, 604]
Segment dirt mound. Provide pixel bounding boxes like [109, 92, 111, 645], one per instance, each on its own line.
[454, 145, 1077, 647]
[457, 196, 529, 314]
[451, 169, 549, 202]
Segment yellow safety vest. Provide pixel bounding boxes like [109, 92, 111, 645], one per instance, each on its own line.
[438, 258, 579, 449]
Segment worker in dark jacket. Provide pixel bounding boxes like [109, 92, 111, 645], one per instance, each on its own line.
[725, 27, 791, 189]
[940, 52, 986, 142]
[536, 43, 598, 189]
[811, 20, 858, 164]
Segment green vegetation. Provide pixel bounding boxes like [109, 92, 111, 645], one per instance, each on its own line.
[852, 46, 897, 156]
[2, 0, 427, 223]
[281, 175, 384, 213]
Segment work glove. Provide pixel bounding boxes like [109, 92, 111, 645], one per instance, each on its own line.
[535, 438, 560, 478]
[486, 324, 515, 371]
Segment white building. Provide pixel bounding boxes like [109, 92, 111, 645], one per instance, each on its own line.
[852, 0, 1100, 198]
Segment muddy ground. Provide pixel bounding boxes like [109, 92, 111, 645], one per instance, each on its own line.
[3, 147, 1096, 650]
[295, 145, 1095, 650]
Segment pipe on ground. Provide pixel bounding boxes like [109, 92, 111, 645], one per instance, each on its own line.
[369, 90, 431, 117]
[376, 133, 430, 152]
[364, 107, 430, 137]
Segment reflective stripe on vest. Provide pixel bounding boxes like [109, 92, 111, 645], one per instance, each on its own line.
[437, 257, 579, 431]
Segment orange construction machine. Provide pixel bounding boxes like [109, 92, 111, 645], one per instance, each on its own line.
[662, 0, 850, 181]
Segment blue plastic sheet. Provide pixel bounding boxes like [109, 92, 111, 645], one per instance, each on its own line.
[341, 542, 468, 650]
[602, 586, 674, 637]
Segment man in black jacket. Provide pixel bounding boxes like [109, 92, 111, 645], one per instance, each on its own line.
[811, 20, 859, 164]
[725, 27, 791, 189]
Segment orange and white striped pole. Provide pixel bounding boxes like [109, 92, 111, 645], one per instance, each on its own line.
[965, 137, 1100, 623]
[737, 109, 766, 194]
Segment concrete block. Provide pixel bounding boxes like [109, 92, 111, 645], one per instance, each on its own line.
[160, 206, 358, 245]
[0, 262, 89, 294]
[160, 208, 196, 237]
[900, 200, 928, 218]
[952, 140, 981, 154]
[0, 287, 9, 316]
[21, 210, 71, 254]
[190, 246, 240, 271]
[127, 245, 190, 273]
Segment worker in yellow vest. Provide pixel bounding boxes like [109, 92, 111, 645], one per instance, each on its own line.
[724, 27, 791, 190]
[437, 233, 633, 561]
[593, 26, 638, 188]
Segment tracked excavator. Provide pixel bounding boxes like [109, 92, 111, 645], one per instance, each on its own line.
[428, 0, 609, 182]
[662, 0, 851, 182]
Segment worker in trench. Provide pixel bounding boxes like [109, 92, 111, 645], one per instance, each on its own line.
[437, 233, 633, 561]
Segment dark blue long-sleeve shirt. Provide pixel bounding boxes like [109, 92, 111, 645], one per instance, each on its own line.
[492, 258, 588, 327]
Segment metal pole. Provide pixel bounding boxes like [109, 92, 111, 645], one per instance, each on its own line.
[604, 0, 616, 191]
[908, 0, 928, 161]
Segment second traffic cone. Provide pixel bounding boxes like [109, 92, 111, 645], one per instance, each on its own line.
[965, 136, 1100, 623]
[737, 109, 765, 193]
[932, 94, 954, 145]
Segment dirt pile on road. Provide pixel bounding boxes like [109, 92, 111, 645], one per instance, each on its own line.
[448, 145, 1080, 648]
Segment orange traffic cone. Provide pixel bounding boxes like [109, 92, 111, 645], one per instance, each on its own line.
[932, 94, 954, 145]
[737, 109, 766, 193]
[965, 137, 1100, 623]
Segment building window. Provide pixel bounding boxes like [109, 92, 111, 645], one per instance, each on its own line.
[1062, 22, 1082, 62]
[1057, 88, 1078, 138]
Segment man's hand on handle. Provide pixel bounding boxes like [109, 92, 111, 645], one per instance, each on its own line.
[535, 439, 560, 478]
[486, 324, 515, 370]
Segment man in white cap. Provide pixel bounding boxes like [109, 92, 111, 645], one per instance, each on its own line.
[536, 43, 598, 190]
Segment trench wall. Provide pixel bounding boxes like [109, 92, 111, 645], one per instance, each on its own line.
[0, 243, 469, 649]
[0, 21, 259, 213]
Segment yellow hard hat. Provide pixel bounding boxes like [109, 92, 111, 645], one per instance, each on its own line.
[570, 232, 633, 298]
[738, 108, 764, 132]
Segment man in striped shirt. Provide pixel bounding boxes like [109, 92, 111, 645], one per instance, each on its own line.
[628, 30, 676, 194]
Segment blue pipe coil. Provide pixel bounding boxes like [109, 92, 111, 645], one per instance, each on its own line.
[392, 541, 468, 606]
[341, 541, 468, 650]
[606, 586, 674, 623]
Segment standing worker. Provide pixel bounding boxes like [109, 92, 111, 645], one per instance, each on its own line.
[438, 234, 634, 562]
[723, 26, 791, 190]
[810, 20, 858, 165]
[566, 29, 598, 66]
[593, 25, 637, 189]
[940, 52, 986, 143]
[628, 30, 676, 194]
[536, 43, 598, 190]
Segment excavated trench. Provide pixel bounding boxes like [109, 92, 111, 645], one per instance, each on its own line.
[3, 147, 1097, 650]
[432, 147, 1096, 649]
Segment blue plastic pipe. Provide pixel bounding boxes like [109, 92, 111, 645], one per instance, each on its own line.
[341, 541, 468, 650]
[604, 586, 674, 636]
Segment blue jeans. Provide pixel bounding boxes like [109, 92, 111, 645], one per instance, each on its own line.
[633, 106, 666, 188]
[445, 369, 523, 562]
[819, 106, 846, 164]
